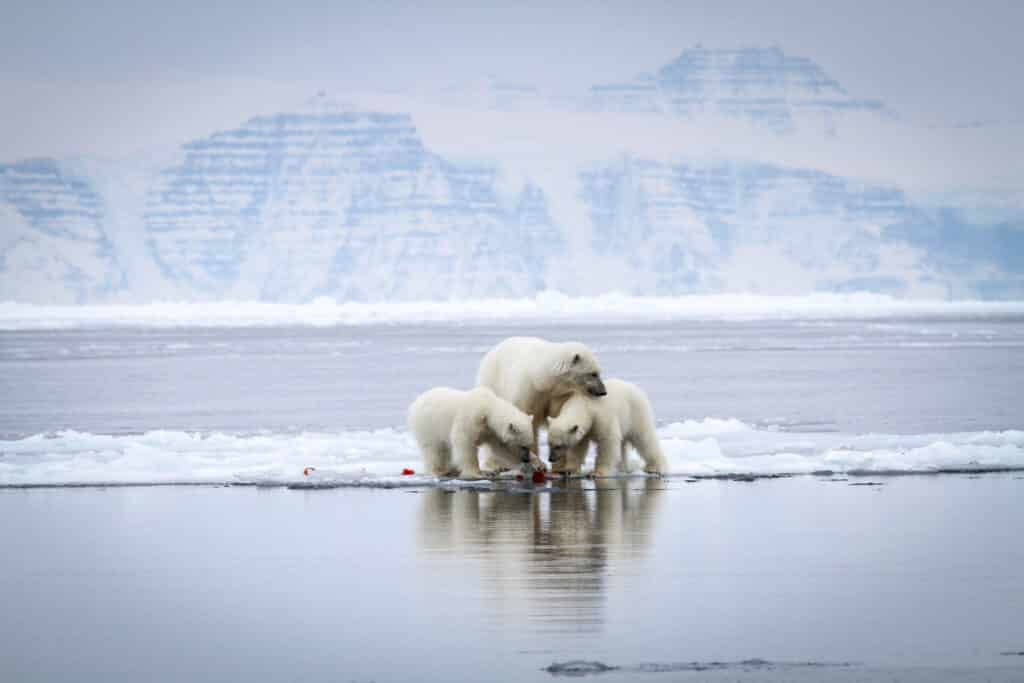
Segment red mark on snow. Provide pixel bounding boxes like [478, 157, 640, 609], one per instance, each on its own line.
[401, 468, 415, 476]
[303, 467, 316, 476]
[531, 470, 546, 484]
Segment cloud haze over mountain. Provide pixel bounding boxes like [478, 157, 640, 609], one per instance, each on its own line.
[1, 1, 1022, 303]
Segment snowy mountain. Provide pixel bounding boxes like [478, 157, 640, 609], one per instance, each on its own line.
[577, 157, 1022, 298]
[435, 47, 889, 135]
[144, 102, 565, 301]
[579, 46, 887, 133]
[1, 47, 1021, 303]
[0, 159, 121, 303]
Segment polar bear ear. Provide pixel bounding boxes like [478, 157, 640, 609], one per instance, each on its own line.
[571, 353, 581, 365]
[570, 424, 579, 434]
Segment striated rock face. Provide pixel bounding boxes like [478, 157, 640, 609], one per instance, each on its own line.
[582, 47, 885, 132]
[577, 157, 976, 297]
[0, 159, 119, 303]
[145, 102, 564, 301]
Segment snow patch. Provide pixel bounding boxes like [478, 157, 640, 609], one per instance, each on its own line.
[660, 418, 755, 438]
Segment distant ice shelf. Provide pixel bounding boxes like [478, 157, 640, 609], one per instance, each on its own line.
[2, 292, 1024, 330]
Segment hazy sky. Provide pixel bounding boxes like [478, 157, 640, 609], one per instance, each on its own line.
[2, 0, 1022, 159]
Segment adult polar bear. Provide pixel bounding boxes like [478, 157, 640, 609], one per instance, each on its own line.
[476, 336, 607, 468]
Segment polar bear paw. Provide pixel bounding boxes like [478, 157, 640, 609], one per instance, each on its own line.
[645, 458, 669, 476]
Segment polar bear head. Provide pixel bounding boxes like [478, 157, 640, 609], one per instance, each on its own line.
[484, 392, 535, 461]
[556, 342, 607, 397]
[547, 422, 582, 463]
[547, 395, 594, 463]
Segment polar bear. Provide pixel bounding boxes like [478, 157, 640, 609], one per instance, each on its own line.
[547, 378, 668, 477]
[408, 386, 536, 479]
[476, 336, 607, 454]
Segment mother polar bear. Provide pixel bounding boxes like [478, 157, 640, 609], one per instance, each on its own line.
[476, 336, 607, 469]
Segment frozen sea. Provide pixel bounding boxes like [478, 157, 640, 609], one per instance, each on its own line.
[2, 313, 1024, 681]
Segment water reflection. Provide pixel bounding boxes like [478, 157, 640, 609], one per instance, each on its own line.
[416, 479, 665, 635]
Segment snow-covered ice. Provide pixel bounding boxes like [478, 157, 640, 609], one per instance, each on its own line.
[2, 419, 1021, 487]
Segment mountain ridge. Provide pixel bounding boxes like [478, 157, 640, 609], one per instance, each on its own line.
[1, 47, 1021, 303]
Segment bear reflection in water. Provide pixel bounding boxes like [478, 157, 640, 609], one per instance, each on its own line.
[416, 478, 665, 634]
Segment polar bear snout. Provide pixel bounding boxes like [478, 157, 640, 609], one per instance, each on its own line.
[584, 374, 608, 397]
[519, 446, 532, 462]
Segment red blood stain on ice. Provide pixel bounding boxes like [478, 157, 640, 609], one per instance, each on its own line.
[401, 468, 415, 476]
[532, 470, 546, 484]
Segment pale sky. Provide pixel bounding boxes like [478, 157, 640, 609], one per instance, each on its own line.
[2, 0, 1022, 159]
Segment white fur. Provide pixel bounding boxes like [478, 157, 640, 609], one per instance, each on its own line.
[407, 386, 535, 478]
[476, 336, 604, 461]
[547, 378, 668, 477]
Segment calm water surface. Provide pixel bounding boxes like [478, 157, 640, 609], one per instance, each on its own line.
[2, 476, 1023, 682]
[2, 317, 1023, 438]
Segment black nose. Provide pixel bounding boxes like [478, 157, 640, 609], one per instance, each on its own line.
[520, 446, 531, 462]
[590, 387, 608, 397]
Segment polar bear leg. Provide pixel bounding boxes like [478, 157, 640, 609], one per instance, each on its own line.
[633, 431, 668, 474]
[479, 443, 509, 473]
[593, 435, 622, 478]
[487, 443, 522, 473]
[549, 447, 575, 474]
[532, 414, 549, 455]
[452, 433, 483, 479]
[566, 441, 589, 474]
[422, 443, 452, 477]
[618, 440, 632, 473]
[481, 444, 542, 474]
[530, 417, 548, 472]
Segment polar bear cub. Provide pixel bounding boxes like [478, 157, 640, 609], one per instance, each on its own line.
[547, 378, 668, 477]
[408, 386, 535, 479]
[476, 336, 607, 450]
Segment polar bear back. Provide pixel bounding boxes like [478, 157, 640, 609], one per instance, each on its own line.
[476, 336, 601, 418]
[408, 387, 482, 448]
[476, 337, 551, 413]
[603, 378, 654, 439]
[408, 386, 518, 446]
